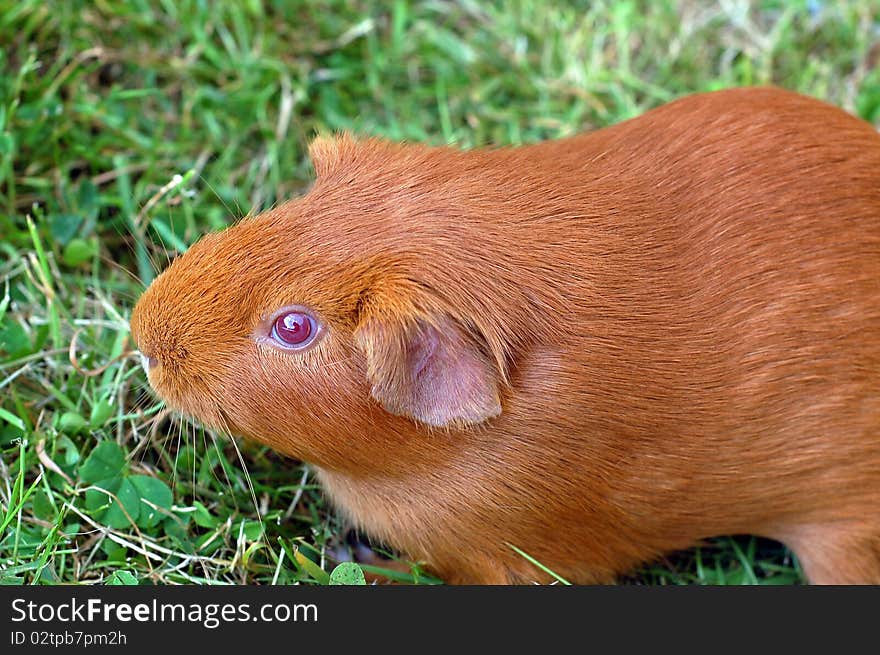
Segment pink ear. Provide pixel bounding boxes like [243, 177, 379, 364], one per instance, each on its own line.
[356, 314, 502, 427]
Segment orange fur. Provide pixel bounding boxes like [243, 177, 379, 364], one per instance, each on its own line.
[130, 87, 880, 584]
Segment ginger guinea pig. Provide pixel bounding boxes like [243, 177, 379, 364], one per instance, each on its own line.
[130, 87, 880, 584]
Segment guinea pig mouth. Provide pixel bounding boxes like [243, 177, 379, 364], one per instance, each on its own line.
[168, 396, 228, 434]
[143, 371, 226, 432]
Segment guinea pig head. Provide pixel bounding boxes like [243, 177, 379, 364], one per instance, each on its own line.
[129, 136, 513, 472]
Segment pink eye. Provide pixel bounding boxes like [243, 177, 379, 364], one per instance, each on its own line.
[256, 305, 323, 352]
[271, 310, 316, 348]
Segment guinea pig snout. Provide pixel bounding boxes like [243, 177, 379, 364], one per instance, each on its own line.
[138, 351, 159, 375]
[133, 338, 189, 375]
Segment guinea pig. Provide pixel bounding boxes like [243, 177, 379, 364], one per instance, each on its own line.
[129, 86, 880, 584]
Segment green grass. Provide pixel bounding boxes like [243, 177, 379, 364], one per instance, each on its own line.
[1, 0, 878, 585]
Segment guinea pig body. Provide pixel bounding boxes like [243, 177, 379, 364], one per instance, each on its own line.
[131, 87, 880, 584]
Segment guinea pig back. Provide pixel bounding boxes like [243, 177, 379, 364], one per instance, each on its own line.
[130, 87, 880, 584]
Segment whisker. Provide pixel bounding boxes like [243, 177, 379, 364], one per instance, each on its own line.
[188, 419, 196, 502]
[199, 175, 239, 225]
[101, 252, 145, 289]
[213, 407, 261, 525]
[151, 207, 173, 270]
[318, 356, 355, 371]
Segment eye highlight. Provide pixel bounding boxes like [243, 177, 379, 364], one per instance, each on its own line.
[257, 306, 322, 352]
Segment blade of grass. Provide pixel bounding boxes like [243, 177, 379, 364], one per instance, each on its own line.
[508, 543, 572, 585]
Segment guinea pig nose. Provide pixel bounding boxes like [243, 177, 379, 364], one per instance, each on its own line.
[139, 351, 159, 375]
